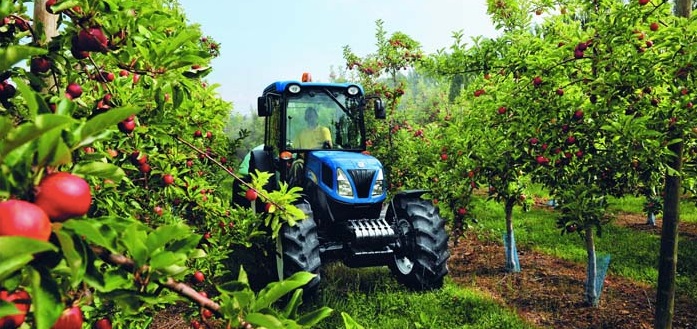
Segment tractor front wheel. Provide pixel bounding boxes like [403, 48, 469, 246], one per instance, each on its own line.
[387, 198, 449, 290]
[276, 201, 321, 295]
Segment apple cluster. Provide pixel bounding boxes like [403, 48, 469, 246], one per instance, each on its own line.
[0, 172, 93, 328]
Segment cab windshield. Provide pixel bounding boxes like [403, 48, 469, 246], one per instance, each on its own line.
[285, 88, 364, 151]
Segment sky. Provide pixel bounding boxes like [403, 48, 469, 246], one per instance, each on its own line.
[176, 1, 500, 114]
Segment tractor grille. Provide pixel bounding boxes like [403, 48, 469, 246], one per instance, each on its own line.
[348, 169, 375, 198]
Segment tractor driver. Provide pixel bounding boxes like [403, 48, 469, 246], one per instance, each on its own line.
[293, 106, 332, 149]
[288, 107, 332, 187]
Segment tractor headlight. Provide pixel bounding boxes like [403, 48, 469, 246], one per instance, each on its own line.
[347, 85, 360, 96]
[288, 84, 301, 94]
[372, 169, 384, 196]
[337, 168, 354, 197]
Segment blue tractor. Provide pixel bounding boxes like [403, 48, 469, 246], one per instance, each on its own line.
[235, 74, 449, 292]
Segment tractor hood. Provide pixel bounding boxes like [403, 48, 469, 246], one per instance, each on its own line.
[305, 151, 386, 204]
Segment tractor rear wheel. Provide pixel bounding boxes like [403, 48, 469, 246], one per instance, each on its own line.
[387, 198, 449, 290]
[276, 201, 321, 295]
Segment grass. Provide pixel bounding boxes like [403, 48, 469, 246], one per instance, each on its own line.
[607, 194, 697, 224]
[309, 263, 536, 329]
[469, 194, 697, 301]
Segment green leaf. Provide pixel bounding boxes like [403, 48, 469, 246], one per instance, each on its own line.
[145, 224, 190, 253]
[73, 162, 125, 182]
[160, 263, 188, 276]
[0, 114, 75, 160]
[246, 312, 286, 329]
[0, 237, 57, 282]
[121, 223, 149, 265]
[48, 0, 80, 14]
[341, 312, 365, 329]
[54, 229, 87, 288]
[251, 272, 314, 311]
[80, 106, 141, 145]
[62, 219, 117, 253]
[149, 251, 185, 272]
[0, 1, 13, 21]
[0, 117, 11, 140]
[0, 45, 47, 72]
[29, 267, 63, 329]
[297, 306, 334, 327]
[36, 128, 72, 167]
[172, 84, 185, 110]
[14, 79, 43, 119]
[280, 289, 303, 319]
[182, 66, 212, 78]
[0, 300, 23, 319]
[162, 30, 199, 56]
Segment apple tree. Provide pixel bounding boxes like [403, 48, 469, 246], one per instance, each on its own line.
[342, 20, 483, 241]
[473, 0, 695, 307]
[0, 0, 331, 328]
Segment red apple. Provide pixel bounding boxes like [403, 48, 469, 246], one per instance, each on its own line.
[535, 155, 549, 165]
[30, 56, 52, 74]
[245, 189, 258, 201]
[574, 49, 584, 59]
[53, 306, 83, 329]
[163, 174, 175, 185]
[77, 27, 109, 52]
[34, 172, 92, 222]
[45, 0, 57, 13]
[139, 163, 151, 173]
[118, 118, 136, 133]
[532, 76, 543, 87]
[193, 271, 205, 283]
[0, 289, 31, 328]
[65, 83, 82, 99]
[94, 318, 113, 329]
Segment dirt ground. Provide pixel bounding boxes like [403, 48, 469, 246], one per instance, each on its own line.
[447, 201, 697, 329]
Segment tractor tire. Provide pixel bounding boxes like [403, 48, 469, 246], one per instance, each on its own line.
[276, 201, 322, 296]
[387, 198, 449, 290]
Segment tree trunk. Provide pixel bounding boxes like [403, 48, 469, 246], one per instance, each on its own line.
[584, 227, 599, 306]
[33, 0, 59, 44]
[655, 137, 683, 329]
[655, 2, 690, 328]
[33, 0, 59, 93]
[503, 197, 520, 272]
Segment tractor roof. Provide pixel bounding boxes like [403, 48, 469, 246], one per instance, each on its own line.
[262, 81, 365, 95]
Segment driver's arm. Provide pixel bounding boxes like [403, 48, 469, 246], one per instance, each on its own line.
[319, 127, 332, 148]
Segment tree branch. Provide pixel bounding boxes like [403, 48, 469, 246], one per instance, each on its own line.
[90, 245, 223, 316]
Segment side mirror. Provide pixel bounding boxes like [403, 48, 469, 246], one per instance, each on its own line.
[257, 96, 270, 117]
[374, 99, 386, 119]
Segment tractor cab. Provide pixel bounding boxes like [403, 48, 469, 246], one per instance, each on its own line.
[251, 74, 386, 214]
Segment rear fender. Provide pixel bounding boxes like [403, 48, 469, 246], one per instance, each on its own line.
[386, 189, 429, 220]
[249, 149, 278, 191]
